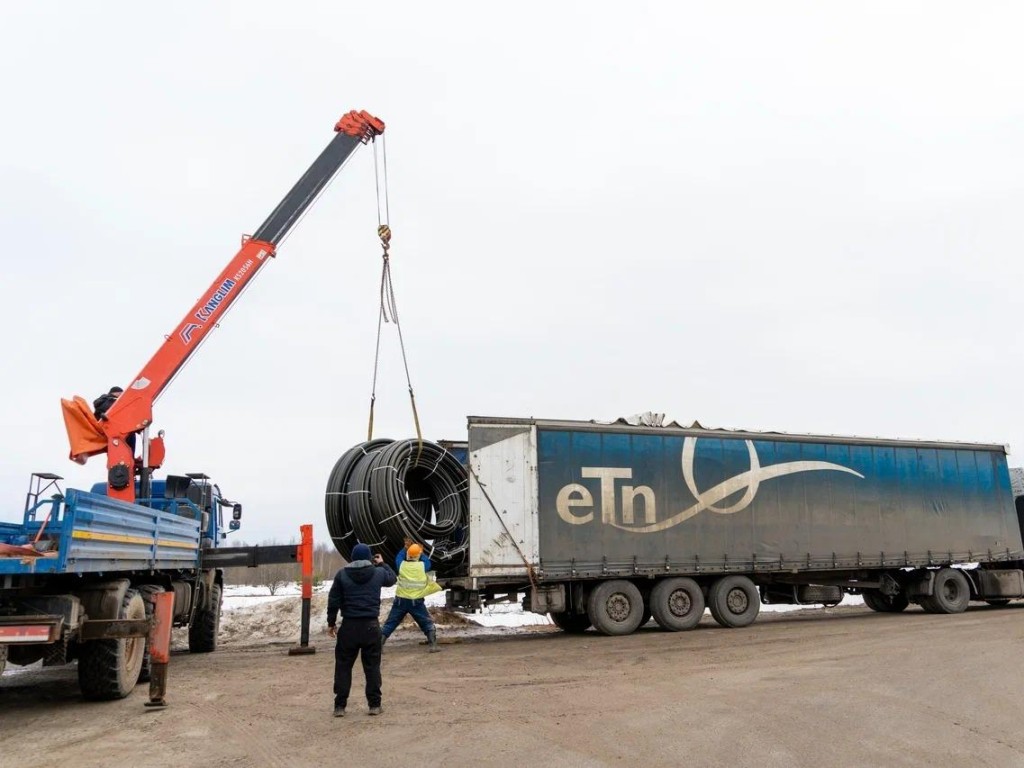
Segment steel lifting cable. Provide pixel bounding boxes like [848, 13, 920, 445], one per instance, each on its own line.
[366, 134, 423, 458]
[324, 439, 469, 574]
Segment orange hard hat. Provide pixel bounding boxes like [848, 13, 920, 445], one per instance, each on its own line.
[407, 543, 423, 559]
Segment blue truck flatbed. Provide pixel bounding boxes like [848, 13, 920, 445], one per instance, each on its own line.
[0, 489, 201, 577]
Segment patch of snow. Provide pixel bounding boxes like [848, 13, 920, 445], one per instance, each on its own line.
[761, 595, 864, 612]
[214, 584, 869, 647]
[222, 583, 328, 611]
[2, 660, 44, 677]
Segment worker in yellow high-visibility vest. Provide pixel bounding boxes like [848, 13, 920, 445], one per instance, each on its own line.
[381, 543, 442, 652]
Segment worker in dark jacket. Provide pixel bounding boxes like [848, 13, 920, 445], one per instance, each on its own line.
[326, 542, 396, 718]
[92, 386, 123, 420]
[92, 386, 136, 454]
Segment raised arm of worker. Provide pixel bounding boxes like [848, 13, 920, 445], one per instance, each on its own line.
[375, 553, 398, 587]
[395, 547, 432, 572]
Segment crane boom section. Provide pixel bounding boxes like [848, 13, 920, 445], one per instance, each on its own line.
[67, 110, 385, 502]
[105, 112, 384, 438]
[104, 237, 276, 437]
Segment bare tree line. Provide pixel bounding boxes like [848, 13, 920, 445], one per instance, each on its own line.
[223, 540, 347, 595]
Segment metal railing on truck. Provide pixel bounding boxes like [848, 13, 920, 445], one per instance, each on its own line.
[1, 475, 202, 576]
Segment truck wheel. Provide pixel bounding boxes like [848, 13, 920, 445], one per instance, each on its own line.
[0, 644, 7, 677]
[650, 577, 705, 631]
[77, 589, 147, 700]
[862, 589, 909, 613]
[549, 612, 592, 633]
[921, 568, 970, 614]
[708, 576, 760, 628]
[189, 583, 222, 653]
[587, 580, 645, 636]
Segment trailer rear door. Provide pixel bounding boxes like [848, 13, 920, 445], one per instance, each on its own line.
[467, 422, 539, 579]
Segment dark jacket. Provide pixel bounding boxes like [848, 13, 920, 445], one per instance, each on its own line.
[326, 560, 397, 625]
[93, 393, 118, 420]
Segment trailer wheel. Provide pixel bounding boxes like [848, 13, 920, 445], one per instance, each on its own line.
[189, 583, 222, 653]
[650, 577, 705, 631]
[77, 588, 147, 700]
[549, 612, 592, 634]
[921, 568, 970, 614]
[862, 589, 909, 613]
[708, 576, 760, 628]
[587, 580, 645, 636]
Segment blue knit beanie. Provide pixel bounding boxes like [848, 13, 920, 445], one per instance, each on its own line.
[351, 543, 372, 562]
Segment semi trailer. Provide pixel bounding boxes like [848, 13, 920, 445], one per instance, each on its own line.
[441, 417, 1024, 634]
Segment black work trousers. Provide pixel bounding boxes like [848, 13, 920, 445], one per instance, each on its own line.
[334, 617, 382, 708]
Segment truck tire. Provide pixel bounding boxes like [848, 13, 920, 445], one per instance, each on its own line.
[188, 583, 222, 653]
[77, 589, 147, 700]
[0, 643, 7, 677]
[650, 577, 704, 631]
[985, 599, 1011, 607]
[587, 580, 645, 636]
[921, 568, 970, 614]
[862, 589, 909, 613]
[549, 612, 592, 634]
[708, 576, 760, 628]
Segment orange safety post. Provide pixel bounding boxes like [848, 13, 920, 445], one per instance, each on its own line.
[144, 591, 175, 707]
[289, 524, 316, 656]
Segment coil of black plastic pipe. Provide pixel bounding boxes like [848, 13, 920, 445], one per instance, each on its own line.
[325, 439, 469, 575]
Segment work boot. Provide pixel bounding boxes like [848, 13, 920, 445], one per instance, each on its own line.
[427, 630, 440, 653]
[333, 705, 346, 718]
[368, 706, 382, 716]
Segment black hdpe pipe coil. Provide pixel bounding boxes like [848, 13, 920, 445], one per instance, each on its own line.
[325, 439, 469, 575]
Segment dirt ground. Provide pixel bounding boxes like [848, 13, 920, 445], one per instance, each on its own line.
[3, 603, 1024, 768]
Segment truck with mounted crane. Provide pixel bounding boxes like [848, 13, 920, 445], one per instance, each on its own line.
[0, 109, 385, 697]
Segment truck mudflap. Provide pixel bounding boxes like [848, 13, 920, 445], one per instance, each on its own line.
[0, 614, 63, 644]
[525, 584, 566, 613]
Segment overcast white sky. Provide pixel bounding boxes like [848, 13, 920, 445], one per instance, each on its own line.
[2, 2, 1022, 545]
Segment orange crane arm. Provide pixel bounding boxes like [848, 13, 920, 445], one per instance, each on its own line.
[65, 110, 385, 502]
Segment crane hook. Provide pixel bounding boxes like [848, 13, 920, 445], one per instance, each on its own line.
[377, 224, 392, 255]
